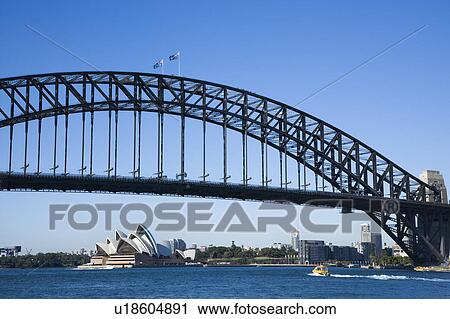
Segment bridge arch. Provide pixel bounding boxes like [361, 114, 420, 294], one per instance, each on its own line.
[0, 71, 437, 200]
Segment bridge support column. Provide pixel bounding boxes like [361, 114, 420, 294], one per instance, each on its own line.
[222, 88, 228, 183]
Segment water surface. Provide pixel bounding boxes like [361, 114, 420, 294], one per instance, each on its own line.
[0, 267, 449, 298]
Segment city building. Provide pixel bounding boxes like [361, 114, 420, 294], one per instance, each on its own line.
[272, 243, 291, 250]
[291, 230, 300, 252]
[392, 243, 408, 258]
[361, 224, 371, 243]
[81, 224, 196, 268]
[0, 246, 21, 257]
[360, 242, 376, 260]
[383, 243, 393, 257]
[419, 170, 448, 204]
[299, 240, 326, 264]
[371, 232, 382, 257]
[272, 242, 282, 249]
[327, 245, 364, 262]
[358, 223, 382, 259]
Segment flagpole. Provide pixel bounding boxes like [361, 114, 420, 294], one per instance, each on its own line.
[178, 52, 181, 76]
[161, 59, 164, 75]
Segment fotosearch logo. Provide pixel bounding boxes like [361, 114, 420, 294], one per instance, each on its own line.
[49, 199, 398, 233]
[49, 202, 297, 232]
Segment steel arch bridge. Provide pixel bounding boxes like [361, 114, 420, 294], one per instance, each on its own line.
[0, 71, 448, 265]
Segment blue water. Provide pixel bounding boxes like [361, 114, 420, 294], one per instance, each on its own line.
[0, 267, 449, 298]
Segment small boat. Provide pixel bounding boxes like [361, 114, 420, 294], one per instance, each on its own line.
[312, 265, 330, 276]
[76, 264, 114, 270]
[361, 265, 374, 269]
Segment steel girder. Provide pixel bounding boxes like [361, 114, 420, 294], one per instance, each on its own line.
[0, 71, 440, 201]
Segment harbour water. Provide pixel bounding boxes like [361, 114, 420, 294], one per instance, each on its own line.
[0, 267, 449, 299]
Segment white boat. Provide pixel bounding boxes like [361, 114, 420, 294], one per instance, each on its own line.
[76, 265, 114, 270]
[361, 265, 374, 269]
[347, 264, 360, 268]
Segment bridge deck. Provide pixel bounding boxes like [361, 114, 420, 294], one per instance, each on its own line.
[1, 173, 448, 215]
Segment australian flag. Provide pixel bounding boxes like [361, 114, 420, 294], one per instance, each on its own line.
[169, 52, 180, 61]
[153, 59, 163, 69]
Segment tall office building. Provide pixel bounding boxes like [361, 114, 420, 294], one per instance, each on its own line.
[371, 232, 382, 257]
[291, 230, 300, 252]
[359, 224, 382, 259]
[361, 224, 371, 243]
[419, 170, 448, 204]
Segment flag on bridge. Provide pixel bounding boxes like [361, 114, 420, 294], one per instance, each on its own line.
[153, 59, 164, 69]
[169, 52, 180, 61]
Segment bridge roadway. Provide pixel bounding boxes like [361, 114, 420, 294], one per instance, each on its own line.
[1, 172, 448, 216]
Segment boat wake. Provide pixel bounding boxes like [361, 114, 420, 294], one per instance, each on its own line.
[327, 274, 450, 282]
[308, 273, 327, 277]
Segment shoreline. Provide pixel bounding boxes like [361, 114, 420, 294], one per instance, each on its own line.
[0, 263, 414, 270]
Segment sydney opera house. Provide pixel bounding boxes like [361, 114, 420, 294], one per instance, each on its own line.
[81, 224, 196, 268]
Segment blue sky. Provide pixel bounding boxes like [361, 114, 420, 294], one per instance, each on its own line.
[0, 0, 449, 252]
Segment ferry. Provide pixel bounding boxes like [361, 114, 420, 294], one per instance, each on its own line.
[76, 265, 114, 270]
[312, 265, 330, 277]
[414, 266, 450, 273]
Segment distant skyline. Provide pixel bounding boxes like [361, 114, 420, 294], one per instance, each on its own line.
[1, 0, 449, 252]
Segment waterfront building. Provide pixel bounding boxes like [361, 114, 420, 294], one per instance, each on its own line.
[272, 243, 291, 250]
[328, 245, 364, 262]
[0, 246, 21, 257]
[272, 242, 282, 249]
[299, 240, 326, 264]
[392, 243, 408, 257]
[85, 225, 196, 268]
